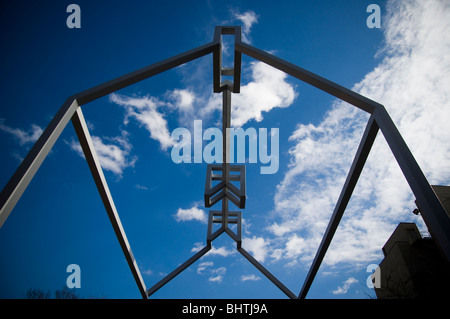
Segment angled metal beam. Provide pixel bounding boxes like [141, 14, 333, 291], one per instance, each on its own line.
[71, 107, 148, 299]
[298, 115, 379, 299]
[238, 247, 296, 299]
[75, 41, 219, 105]
[236, 42, 380, 114]
[0, 97, 79, 228]
[3, 25, 446, 301]
[225, 191, 242, 208]
[224, 226, 239, 243]
[0, 41, 219, 230]
[237, 40, 450, 292]
[205, 181, 225, 203]
[373, 106, 450, 261]
[146, 244, 211, 297]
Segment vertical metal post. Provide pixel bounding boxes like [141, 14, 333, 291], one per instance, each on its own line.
[222, 89, 231, 229]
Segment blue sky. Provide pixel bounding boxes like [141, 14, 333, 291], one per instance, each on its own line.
[1, 0, 449, 299]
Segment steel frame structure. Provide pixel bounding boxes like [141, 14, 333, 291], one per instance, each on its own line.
[0, 26, 448, 299]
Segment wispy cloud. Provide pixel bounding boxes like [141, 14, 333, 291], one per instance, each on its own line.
[232, 10, 258, 43]
[332, 277, 358, 295]
[68, 131, 136, 178]
[141, 268, 153, 276]
[191, 242, 235, 258]
[134, 184, 148, 191]
[208, 266, 226, 283]
[241, 274, 261, 282]
[196, 261, 227, 283]
[0, 119, 43, 145]
[110, 93, 175, 151]
[168, 89, 195, 113]
[197, 261, 214, 274]
[267, 0, 450, 268]
[208, 245, 235, 257]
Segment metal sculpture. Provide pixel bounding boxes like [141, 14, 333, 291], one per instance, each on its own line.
[0, 26, 448, 299]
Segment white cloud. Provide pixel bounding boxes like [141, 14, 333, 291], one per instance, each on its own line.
[208, 276, 222, 283]
[203, 61, 297, 127]
[332, 277, 358, 295]
[68, 132, 136, 177]
[197, 261, 214, 274]
[284, 234, 307, 259]
[241, 274, 261, 282]
[191, 242, 235, 257]
[268, 0, 450, 268]
[168, 89, 195, 113]
[135, 184, 148, 191]
[196, 261, 226, 283]
[175, 205, 207, 223]
[232, 10, 258, 43]
[109, 19, 296, 132]
[191, 242, 205, 253]
[207, 245, 235, 257]
[242, 236, 269, 263]
[208, 266, 226, 283]
[91, 136, 135, 176]
[141, 268, 153, 276]
[233, 62, 297, 127]
[0, 119, 43, 145]
[110, 93, 174, 151]
[167, 89, 201, 127]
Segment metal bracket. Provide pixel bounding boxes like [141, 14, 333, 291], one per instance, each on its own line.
[204, 164, 246, 208]
[213, 26, 242, 93]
